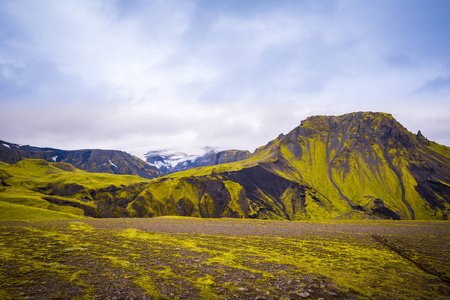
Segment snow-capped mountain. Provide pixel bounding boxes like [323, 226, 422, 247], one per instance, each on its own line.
[145, 149, 204, 173]
[144, 147, 252, 174]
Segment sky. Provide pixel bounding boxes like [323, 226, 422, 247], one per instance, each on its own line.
[1, 0, 450, 156]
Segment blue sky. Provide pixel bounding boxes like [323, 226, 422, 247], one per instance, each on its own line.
[1, 0, 449, 155]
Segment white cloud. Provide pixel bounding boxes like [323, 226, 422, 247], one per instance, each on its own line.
[1, 0, 195, 99]
[0, 0, 449, 154]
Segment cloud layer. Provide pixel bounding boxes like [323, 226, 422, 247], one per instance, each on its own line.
[1, 0, 449, 154]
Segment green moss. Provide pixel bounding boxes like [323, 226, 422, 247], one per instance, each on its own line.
[221, 181, 247, 218]
[273, 114, 450, 220]
[302, 193, 339, 220]
[200, 194, 216, 218]
[134, 275, 160, 298]
[0, 290, 12, 300]
[195, 275, 217, 299]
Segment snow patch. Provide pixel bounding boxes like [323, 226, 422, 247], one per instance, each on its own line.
[148, 161, 168, 169]
[109, 160, 117, 168]
[51, 156, 58, 162]
[145, 150, 199, 170]
[142, 147, 224, 171]
[2, 143, 10, 148]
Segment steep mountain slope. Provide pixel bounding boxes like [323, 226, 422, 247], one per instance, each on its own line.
[268, 112, 450, 220]
[0, 142, 162, 179]
[134, 112, 450, 220]
[145, 148, 252, 174]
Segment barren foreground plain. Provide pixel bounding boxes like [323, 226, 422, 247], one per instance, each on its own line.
[0, 217, 449, 299]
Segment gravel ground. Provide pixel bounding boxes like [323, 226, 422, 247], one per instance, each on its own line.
[0, 217, 449, 300]
[82, 217, 450, 238]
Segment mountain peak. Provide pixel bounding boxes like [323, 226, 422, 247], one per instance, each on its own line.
[296, 111, 415, 149]
[300, 111, 395, 131]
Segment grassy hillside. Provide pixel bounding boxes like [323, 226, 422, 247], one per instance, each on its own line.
[0, 201, 82, 220]
[0, 159, 151, 219]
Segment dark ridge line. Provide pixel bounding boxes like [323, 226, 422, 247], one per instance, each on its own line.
[371, 234, 449, 286]
[42, 197, 99, 218]
[382, 146, 415, 220]
[327, 152, 353, 209]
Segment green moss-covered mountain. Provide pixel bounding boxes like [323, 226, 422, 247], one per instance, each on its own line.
[1, 112, 449, 220]
[139, 112, 450, 220]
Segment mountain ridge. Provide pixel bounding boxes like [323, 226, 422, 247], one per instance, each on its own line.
[0, 141, 162, 179]
[0, 141, 252, 178]
[1, 111, 449, 220]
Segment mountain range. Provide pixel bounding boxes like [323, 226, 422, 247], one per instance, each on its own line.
[0, 142, 251, 178]
[1, 112, 449, 220]
[0, 141, 162, 179]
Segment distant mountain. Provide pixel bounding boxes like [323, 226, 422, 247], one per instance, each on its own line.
[0, 141, 162, 179]
[0, 141, 252, 179]
[145, 148, 252, 174]
[145, 149, 206, 173]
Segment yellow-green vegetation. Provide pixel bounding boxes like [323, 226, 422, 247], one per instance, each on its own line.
[0, 159, 149, 190]
[0, 159, 151, 219]
[223, 180, 247, 218]
[268, 112, 449, 220]
[0, 201, 82, 220]
[163, 141, 278, 180]
[0, 217, 448, 299]
[126, 175, 250, 218]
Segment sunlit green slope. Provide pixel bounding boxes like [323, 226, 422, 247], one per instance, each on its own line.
[0, 159, 151, 219]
